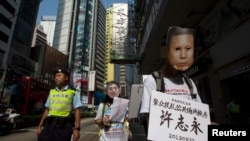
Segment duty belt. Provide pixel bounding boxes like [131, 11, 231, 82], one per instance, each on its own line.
[45, 116, 74, 128]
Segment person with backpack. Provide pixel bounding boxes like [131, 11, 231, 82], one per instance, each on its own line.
[140, 26, 205, 139]
[95, 81, 130, 141]
[37, 68, 82, 141]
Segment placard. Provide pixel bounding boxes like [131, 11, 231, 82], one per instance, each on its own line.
[128, 84, 143, 118]
[148, 90, 210, 141]
[110, 97, 129, 122]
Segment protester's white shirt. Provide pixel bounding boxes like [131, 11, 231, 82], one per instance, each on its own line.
[95, 103, 128, 141]
[140, 74, 202, 113]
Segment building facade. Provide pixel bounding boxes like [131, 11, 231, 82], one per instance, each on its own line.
[0, 0, 20, 81]
[0, 0, 40, 98]
[53, 0, 106, 105]
[105, 2, 139, 98]
[91, 0, 106, 92]
[105, 8, 115, 82]
[30, 24, 47, 78]
[40, 16, 56, 46]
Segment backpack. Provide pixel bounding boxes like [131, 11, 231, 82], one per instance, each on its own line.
[152, 71, 165, 92]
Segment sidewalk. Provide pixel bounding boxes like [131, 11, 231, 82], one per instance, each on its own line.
[129, 121, 147, 141]
[81, 118, 147, 141]
[81, 117, 95, 127]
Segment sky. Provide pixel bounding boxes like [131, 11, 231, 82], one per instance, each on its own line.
[36, 0, 59, 23]
[37, 0, 129, 23]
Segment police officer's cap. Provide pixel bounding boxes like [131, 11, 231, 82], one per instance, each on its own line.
[54, 68, 69, 76]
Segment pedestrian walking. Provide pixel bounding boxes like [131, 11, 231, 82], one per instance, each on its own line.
[140, 26, 217, 140]
[95, 81, 129, 141]
[36, 68, 83, 141]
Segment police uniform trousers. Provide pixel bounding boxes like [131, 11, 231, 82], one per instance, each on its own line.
[38, 117, 74, 141]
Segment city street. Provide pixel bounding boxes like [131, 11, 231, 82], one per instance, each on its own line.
[0, 120, 99, 141]
[0, 118, 147, 141]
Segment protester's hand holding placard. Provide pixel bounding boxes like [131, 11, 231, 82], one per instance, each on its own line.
[148, 90, 211, 141]
[110, 97, 129, 122]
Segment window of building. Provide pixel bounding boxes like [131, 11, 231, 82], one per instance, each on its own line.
[0, 30, 9, 43]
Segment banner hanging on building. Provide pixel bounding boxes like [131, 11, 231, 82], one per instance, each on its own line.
[88, 71, 96, 91]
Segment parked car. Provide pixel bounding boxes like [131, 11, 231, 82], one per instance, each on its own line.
[0, 106, 20, 135]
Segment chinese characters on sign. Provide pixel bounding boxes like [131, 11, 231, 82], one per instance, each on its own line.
[112, 4, 128, 51]
[148, 90, 211, 141]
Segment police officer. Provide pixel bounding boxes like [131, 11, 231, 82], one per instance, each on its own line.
[37, 69, 82, 141]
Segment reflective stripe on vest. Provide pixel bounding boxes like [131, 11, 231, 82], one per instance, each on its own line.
[49, 89, 75, 117]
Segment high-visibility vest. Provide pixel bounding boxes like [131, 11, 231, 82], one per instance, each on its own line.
[49, 89, 75, 117]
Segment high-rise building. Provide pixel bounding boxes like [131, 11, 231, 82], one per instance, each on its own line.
[125, 0, 140, 97]
[30, 24, 47, 77]
[30, 24, 69, 85]
[106, 3, 139, 97]
[0, 0, 40, 78]
[0, 0, 21, 96]
[53, 0, 106, 105]
[105, 8, 115, 82]
[0, 0, 40, 98]
[31, 24, 47, 48]
[40, 16, 56, 46]
[106, 3, 129, 97]
[53, 0, 75, 55]
[0, 0, 20, 69]
[92, 0, 106, 92]
[10, 0, 40, 58]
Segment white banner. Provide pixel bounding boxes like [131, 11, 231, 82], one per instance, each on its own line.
[88, 71, 96, 91]
[148, 90, 210, 141]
